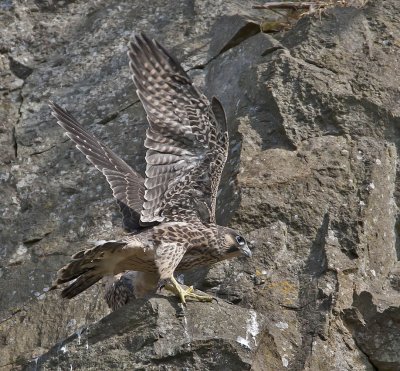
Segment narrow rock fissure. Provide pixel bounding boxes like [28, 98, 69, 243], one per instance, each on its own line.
[291, 213, 330, 370]
[189, 23, 262, 71]
[12, 126, 18, 159]
[95, 99, 141, 126]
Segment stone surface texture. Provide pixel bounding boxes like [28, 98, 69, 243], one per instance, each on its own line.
[0, 0, 399, 370]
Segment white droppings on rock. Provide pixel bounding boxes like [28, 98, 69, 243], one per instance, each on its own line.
[236, 336, 250, 349]
[371, 269, 376, 277]
[76, 327, 84, 345]
[375, 158, 381, 165]
[9, 244, 29, 264]
[282, 356, 289, 367]
[249, 311, 259, 345]
[367, 182, 375, 191]
[182, 314, 192, 349]
[236, 310, 260, 349]
[17, 245, 27, 255]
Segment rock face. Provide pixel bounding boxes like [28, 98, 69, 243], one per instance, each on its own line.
[1, 0, 400, 370]
[25, 296, 264, 370]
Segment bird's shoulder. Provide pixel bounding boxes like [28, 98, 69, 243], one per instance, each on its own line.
[149, 221, 217, 242]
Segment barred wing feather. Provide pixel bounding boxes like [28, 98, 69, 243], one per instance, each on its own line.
[128, 33, 228, 224]
[49, 102, 146, 231]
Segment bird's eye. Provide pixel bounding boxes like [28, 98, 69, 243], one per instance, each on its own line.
[236, 236, 245, 245]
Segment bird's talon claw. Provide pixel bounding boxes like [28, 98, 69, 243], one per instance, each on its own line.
[164, 277, 213, 303]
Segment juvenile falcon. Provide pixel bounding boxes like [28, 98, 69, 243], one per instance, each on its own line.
[50, 33, 251, 305]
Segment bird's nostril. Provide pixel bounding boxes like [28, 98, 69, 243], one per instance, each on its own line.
[242, 245, 252, 258]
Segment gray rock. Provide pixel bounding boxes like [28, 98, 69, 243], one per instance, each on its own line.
[1, 0, 400, 370]
[25, 296, 264, 370]
[343, 291, 400, 371]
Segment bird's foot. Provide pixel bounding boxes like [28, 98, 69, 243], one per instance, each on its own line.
[164, 276, 213, 304]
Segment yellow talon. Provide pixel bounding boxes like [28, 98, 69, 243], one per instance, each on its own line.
[165, 276, 213, 304]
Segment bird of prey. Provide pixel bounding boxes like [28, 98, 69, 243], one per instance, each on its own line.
[49, 33, 251, 306]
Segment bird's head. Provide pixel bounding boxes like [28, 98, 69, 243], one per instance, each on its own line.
[218, 226, 252, 259]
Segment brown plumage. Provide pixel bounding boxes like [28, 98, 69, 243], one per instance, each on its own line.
[50, 33, 251, 308]
[103, 272, 159, 311]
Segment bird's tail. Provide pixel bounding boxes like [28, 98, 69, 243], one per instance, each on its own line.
[51, 240, 127, 299]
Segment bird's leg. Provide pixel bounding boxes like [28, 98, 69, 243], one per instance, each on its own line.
[164, 276, 213, 304]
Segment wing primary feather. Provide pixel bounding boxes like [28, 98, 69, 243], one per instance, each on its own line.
[60, 274, 101, 299]
[49, 101, 146, 232]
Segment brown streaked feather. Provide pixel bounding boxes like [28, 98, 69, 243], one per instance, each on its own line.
[54, 238, 156, 299]
[128, 33, 229, 224]
[103, 271, 159, 311]
[152, 221, 210, 279]
[49, 101, 146, 232]
[103, 273, 135, 311]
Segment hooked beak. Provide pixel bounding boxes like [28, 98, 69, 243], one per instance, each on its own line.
[241, 244, 252, 258]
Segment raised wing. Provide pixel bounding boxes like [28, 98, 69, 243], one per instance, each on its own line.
[49, 102, 146, 232]
[128, 33, 228, 224]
